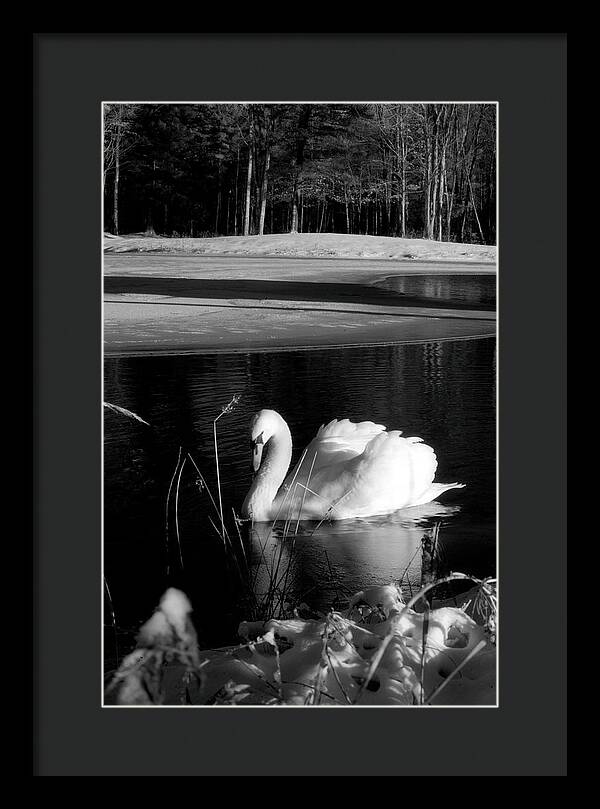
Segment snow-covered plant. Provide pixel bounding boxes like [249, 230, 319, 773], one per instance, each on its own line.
[106, 588, 207, 705]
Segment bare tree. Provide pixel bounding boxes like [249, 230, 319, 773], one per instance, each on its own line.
[243, 106, 254, 236]
[290, 106, 312, 233]
[103, 104, 136, 235]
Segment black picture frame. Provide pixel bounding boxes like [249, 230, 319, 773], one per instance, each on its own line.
[33, 33, 566, 776]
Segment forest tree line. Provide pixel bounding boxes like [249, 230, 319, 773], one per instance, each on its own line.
[103, 103, 496, 244]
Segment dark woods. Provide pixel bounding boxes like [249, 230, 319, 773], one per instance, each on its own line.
[103, 103, 496, 245]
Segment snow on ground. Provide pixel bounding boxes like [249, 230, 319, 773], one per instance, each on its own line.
[108, 584, 496, 707]
[104, 232, 497, 264]
[103, 247, 496, 355]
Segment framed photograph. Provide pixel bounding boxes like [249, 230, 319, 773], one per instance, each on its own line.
[33, 33, 566, 776]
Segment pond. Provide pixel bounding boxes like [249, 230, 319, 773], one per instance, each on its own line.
[104, 336, 496, 659]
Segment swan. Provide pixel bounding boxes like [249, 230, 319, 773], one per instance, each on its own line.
[241, 409, 464, 522]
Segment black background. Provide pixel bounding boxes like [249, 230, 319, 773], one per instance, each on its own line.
[33, 33, 567, 776]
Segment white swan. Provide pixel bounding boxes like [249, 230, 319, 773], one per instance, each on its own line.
[241, 409, 464, 522]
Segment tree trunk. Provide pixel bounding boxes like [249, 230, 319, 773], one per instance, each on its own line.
[113, 144, 120, 235]
[234, 145, 240, 235]
[447, 174, 456, 242]
[430, 119, 439, 240]
[243, 109, 254, 236]
[344, 186, 350, 233]
[318, 200, 326, 233]
[290, 106, 312, 233]
[396, 106, 407, 237]
[438, 143, 446, 241]
[423, 107, 432, 238]
[215, 158, 222, 235]
[468, 175, 485, 243]
[145, 159, 157, 235]
[113, 110, 121, 235]
[258, 148, 270, 236]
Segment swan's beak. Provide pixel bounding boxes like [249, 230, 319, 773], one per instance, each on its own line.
[252, 434, 264, 474]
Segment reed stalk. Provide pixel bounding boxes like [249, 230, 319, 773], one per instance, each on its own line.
[165, 447, 183, 576]
[174, 456, 186, 569]
[104, 576, 119, 661]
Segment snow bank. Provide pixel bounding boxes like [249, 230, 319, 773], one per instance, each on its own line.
[103, 232, 496, 264]
[196, 590, 494, 706]
[109, 583, 496, 707]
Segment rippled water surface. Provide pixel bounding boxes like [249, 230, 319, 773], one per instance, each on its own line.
[104, 337, 496, 653]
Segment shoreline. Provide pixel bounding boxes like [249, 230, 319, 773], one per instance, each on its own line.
[104, 331, 496, 359]
[103, 244, 497, 357]
[105, 250, 496, 268]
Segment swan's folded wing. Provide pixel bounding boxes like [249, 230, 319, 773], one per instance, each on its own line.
[282, 418, 386, 491]
[312, 431, 439, 518]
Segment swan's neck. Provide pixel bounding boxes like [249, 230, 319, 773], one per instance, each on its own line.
[242, 422, 293, 521]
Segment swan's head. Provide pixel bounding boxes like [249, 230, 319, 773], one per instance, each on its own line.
[249, 409, 285, 472]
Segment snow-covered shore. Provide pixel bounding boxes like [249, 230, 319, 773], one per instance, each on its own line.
[104, 232, 497, 264]
[106, 583, 497, 707]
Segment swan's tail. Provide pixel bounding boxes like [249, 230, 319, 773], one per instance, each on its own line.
[414, 481, 466, 507]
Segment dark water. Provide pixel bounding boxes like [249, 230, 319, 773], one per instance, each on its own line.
[378, 274, 496, 310]
[104, 337, 496, 657]
[104, 338, 496, 654]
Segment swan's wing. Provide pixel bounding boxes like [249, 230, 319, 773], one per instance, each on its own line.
[326, 432, 440, 516]
[277, 420, 463, 520]
[282, 418, 386, 491]
[302, 431, 441, 518]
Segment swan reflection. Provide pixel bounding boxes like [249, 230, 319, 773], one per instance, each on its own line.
[246, 502, 460, 614]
